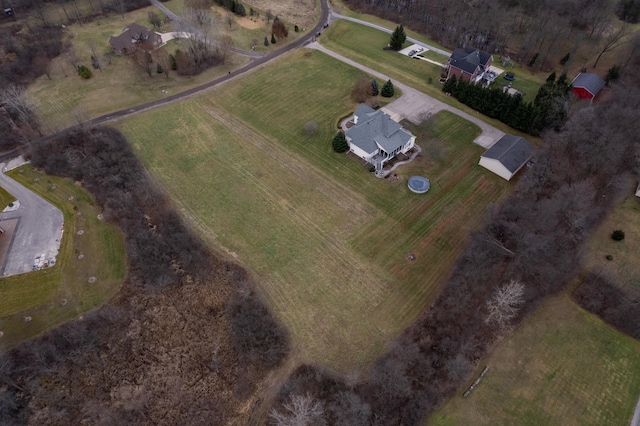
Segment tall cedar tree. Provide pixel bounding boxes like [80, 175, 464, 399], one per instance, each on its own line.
[371, 79, 379, 96]
[381, 79, 395, 97]
[389, 24, 406, 50]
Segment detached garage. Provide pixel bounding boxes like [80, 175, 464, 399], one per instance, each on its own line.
[571, 73, 605, 101]
[479, 135, 533, 181]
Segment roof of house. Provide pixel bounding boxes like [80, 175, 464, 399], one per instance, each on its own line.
[481, 134, 533, 173]
[449, 47, 492, 75]
[109, 23, 158, 52]
[346, 106, 414, 155]
[571, 73, 606, 96]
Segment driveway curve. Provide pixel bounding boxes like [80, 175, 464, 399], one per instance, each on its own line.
[307, 42, 504, 148]
[0, 165, 64, 276]
[329, 11, 451, 57]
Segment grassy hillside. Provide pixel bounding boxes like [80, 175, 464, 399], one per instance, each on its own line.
[430, 295, 640, 425]
[118, 49, 510, 370]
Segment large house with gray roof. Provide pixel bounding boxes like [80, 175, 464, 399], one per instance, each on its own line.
[345, 104, 416, 175]
[109, 23, 162, 55]
[479, 134, 533, 181]
[446, 47, 494, 84]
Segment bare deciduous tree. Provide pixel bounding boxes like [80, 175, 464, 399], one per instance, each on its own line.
[225, 12, 235, 29]
[303, 121, 318, 136]
[0, 84, 41, 135]
[350, 76, 373, 103]
[219, 35, 234, 63]
[484, 280, 525, 331]
[180, 6, 217, 67]
[148, 11, 163, 29]
[269, 393, 324, 426]
[130, 48, 153, 77]
[266, 9, 273, 23]
[593, 23, 632, 68]
[153, 47, 171, 78]
[88, 42, 102, 72]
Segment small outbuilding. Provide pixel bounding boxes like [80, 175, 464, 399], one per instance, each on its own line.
[571, 73, 605, 101]
[479, 135, 533, 181]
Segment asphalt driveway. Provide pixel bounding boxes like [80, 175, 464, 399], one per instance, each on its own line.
[0, 163, 64, 276]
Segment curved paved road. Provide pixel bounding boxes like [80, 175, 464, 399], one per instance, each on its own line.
[307, 42, 503, 148]
[0, 165, 64, 276]
[329, 11, 451, 56]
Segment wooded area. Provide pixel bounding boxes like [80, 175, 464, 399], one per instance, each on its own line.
[0, 127, 289, 423]
[343, 0, 636, 70]
[268, 70, 640, 424]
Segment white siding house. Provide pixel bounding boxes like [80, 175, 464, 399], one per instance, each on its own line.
[345, 104, 416, 175]
[479, 135, 533, 181]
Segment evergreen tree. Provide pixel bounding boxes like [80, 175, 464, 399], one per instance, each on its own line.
[271, 33, 276, 44]
[371, 79, 379, 96]
[381, 79, 395, 97]
[546, 71, 556, 84]
[606, 65, 621, 84]
[332, 131, 349, 153]
[234, 2, 246, 16]
[442, 74, 457, 93]
[264, 36, 269, 46]
[389, 24, 406, 50]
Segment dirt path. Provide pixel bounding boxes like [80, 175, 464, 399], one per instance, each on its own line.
[306, 42, 504, 148]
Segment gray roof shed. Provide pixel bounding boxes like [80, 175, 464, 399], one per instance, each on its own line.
[480, 135, 533, 180]
[571, 73, 606, 97]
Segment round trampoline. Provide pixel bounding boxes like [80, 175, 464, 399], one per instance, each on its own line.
[408, 176, 431, 194]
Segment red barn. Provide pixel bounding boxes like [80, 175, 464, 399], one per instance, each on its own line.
[571, 73, 605, 101]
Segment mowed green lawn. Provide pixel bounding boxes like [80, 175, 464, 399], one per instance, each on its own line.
[583, 194, 640, 299]
[430, 295, 640, 426]
[0, 187, 16, 211]
[322, 19, 546, 105]
[0, 166, 126, 349]
[118, 49, 510, 369]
